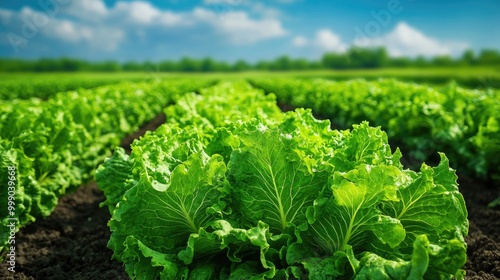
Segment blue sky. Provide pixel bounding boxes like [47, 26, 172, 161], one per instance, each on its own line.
[0, 0, 498, 62]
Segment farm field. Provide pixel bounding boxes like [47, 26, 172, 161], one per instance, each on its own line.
[0, 73, 158, 100]
[1, 65, 499, 97]
[0, 74, 499, 279]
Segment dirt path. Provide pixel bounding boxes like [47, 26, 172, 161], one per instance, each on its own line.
[460, 176, 500, 279]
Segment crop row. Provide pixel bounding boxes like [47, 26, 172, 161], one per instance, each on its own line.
[0, 74, 151, 100]
[97, 81, 468, 279]
[0, 79, 213, 257]
[250, 78, 500, 182]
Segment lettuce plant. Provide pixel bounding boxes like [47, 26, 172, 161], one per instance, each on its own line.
[98, 104, 468, 279]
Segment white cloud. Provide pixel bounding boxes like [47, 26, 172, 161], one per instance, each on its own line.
[64, 0, 108, 21]
[203, 0, 281, 19]
[74, 1, 285, 44]
[157, 11, 192, 26]
[250, 3, 281, 18]
[192, 7, 286, 44]
[203, 0, 294, 3]
[203, 0, 245, 5]
[358, 22, 468, 57]
[0, 8, 14, 25]
[292, 36, 308, 47]
[112, 1, 162, 25]
[294, 23, 467, 58]
[314, 29, 347, 52]
[87, 27, 125, 51]
[293, 29, 347, 52]
[44, 21, 124, 51]
[64, 0, 191, 27]
[45, 20, 93, 43]
[11, 7, 124, 51]
[1, 1, 286, 53]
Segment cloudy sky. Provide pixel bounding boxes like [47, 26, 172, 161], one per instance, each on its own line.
[0, 0, 498, 62]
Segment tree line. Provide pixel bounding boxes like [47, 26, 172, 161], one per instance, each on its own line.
[0, 47, 499, 72]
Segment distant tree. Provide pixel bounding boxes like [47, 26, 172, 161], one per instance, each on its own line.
[348, 47, 389, 68]
[123, 61, 142, 71]
[308, 61, 325, 70]
[322, 47, 388, 69]
[141, 61, 159, 74]
[271, 56, 292, 71]
[96, 61, 121, 72]
[33, 58, 60, 71]
[59, 58, 82, 71]
[432, 55, 453, 67]
[255, 60, 271, 71]
[291, 58, 310, 70]
[215, 61, 231, 72]
[413, 55, 428, 68]
[322, 52, 349, 69]
[156, 60, 175, 72]
[1, 47, 499, 73]
[389, 57, 412, 68]
[460, 49, 476, 66]
[232, 59, 251, 71]
[478, 49, 500, 65]
[178, 57, 201, 72]
[200, 57, 216, 72]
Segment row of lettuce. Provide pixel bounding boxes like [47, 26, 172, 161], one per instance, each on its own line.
[0, 79, 213, 258]
[97, 81, 469, 279]
[0, 74, 151, 100]
[250, 78, 500, 183]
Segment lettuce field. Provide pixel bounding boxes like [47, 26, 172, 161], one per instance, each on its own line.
[0, 75, 499, 279]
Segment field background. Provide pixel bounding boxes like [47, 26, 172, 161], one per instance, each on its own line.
[1, 66, 499, 87]
[1, 0, 499, 278]
[1, 67, 499, 279]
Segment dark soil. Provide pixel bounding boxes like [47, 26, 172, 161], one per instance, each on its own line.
[460, 176, 500, 280]
[1, 112, 500, 279]
[120, 113, 166, 154]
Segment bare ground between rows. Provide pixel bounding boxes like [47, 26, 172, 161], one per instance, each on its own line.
[1, 111, 500, 279]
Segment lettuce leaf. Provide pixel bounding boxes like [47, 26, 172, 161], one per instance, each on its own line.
[228, 123, 327, 232]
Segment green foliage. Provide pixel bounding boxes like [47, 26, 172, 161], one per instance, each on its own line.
[0, 75, 149, 100]
[0, 79, 214, 258]
[251, 78, 500, 182]
[98, 81, 468, 279]
[2, 47, 499, 73]
[322, 47, 389, 69]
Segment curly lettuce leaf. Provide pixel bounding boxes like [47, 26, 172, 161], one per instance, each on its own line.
[228, 123, 327, 232]
[354, 234, 466, 280]
[108, 152, 228, 278]
[95, 147, 135, 214]
[306, 164, 406, 255]
[381, 153, 468, 249]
